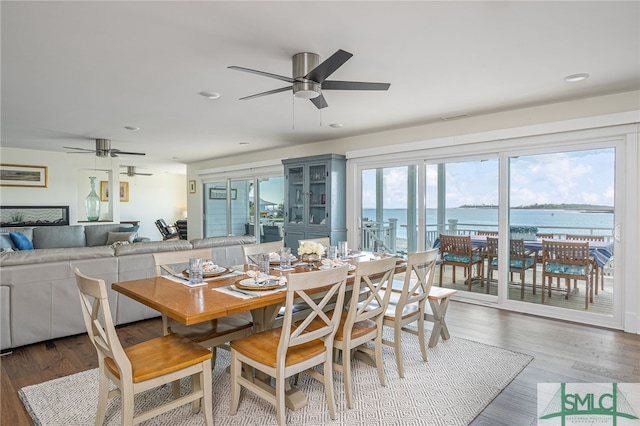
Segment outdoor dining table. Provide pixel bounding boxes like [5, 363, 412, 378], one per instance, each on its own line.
[112, 252, 407, 410]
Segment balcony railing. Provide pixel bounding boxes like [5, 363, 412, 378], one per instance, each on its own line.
[361, 219, 397, 253]
[360, 218, 613, 255]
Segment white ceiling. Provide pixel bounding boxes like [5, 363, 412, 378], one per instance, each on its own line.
[2, 1, 639, 175]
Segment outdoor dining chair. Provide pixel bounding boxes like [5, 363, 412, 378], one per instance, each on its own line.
[74, 268, 213, 426]
[382, 249, 438, 378]
[438, 234, 484, 291]
[486, 238, 537, 299]
[229, 266, 349, 426]
[566, 234, 605, 294]
[541, 240, 593, 309]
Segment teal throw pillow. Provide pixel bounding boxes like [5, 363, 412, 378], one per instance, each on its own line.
[9, 232, 33, 250]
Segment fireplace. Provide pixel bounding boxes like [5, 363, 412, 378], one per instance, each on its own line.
[0, 206, 69, 227]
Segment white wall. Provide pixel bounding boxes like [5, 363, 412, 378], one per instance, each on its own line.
[0, 148, 186, 241]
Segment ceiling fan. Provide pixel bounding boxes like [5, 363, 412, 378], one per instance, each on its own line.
[121, 166, 152, 177]
[64, 139, 145, 157]
[229, 49, 390, 109]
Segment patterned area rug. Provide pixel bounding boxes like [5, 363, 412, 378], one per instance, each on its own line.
[19, 327, 532, 425]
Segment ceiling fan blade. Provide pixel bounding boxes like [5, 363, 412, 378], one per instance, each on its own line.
[228, 66, 294, 84]
[305, 49, 352, 83]
[321, 80, 390, 91]
[63, 146, 96, 153]
[310, 93, 328, 109]
[120, 172, 152, 176]
[110, 149, 145, 156]
[239, 86, 292, 101]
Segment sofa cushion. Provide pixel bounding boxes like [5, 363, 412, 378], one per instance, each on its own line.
[106, 231, 137, 245]
[85, 223, 133, 247]
[33, 225, 86, 249]
[0, 227, 33, 243]
[0, 246, 115, 266]
[0, 233, 15, 249]
[190, 235, 256, 249]
[114, 239, 193, 256]
[9, 232, 33, 250]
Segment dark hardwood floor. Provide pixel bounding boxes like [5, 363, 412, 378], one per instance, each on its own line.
[2, 302, 639, 425]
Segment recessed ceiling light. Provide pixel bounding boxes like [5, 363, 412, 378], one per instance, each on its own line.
[124, 126, 140, 131]
[199, 91, 221, 99]
[329, 123, 343, 128]
[564, 73, 589, 83]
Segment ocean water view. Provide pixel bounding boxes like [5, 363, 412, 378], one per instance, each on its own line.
[362, 208, 614, 241]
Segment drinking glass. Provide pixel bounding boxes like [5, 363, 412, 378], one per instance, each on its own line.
[257, 253, 270, 274]
[189, 257, 203, 284]
[279, 247, 291, 270]
[327, 245, 338, 260]
[338, 241, 348, 260]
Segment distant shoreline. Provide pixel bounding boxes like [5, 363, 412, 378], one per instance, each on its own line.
[458, 204, 614, 213]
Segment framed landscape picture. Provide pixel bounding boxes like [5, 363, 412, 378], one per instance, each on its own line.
[100, 181, 129, 202]
[209, 187, 237, 200]
[0, 164, 48, 187]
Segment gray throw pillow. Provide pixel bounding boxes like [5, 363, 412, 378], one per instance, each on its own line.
[105, 231, 136, 245]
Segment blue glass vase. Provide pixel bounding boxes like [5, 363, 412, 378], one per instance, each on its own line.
[85, 176, 101, 221]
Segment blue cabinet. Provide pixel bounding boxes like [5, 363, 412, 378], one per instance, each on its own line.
[282, 154, 346, 253]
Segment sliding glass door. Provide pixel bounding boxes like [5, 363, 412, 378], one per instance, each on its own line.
[360, 165, 417, 255]
[507, 148, 615, 315]
[204, 176, 284, 242]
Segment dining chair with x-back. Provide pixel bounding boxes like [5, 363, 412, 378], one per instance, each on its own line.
[382, 249, 438, 378]
[74, 268, 214, 426]
[229, 266, 349, 426]
[329, 256, 397, 409]
[242, 240, 284, 264]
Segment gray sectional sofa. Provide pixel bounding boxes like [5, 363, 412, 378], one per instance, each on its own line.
[0, 223, 255, 352]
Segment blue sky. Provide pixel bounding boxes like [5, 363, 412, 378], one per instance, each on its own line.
[363, 148, 615, 209]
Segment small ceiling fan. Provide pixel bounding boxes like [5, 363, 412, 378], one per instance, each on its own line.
[121, 166, 152, 177]
[229, 49, 390, 109]
[64, 138, 145, 157]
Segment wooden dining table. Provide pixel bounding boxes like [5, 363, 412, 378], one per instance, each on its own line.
[112, 253, 407, 410]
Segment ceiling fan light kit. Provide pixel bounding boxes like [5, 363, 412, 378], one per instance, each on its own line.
[121, 166, 152, 177]
[229, 49, 390, 109]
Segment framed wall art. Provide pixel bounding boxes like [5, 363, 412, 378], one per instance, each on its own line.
[209, 187, 237, 200]
[189, 180, 196, 194]
[0, 164, 48, 187]
[100, 181, 129, 202]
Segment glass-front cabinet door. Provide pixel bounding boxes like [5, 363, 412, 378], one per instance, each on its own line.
[283, 154, 346, 253]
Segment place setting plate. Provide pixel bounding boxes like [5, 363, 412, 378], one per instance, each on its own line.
[237, 277, 284, 291]
[182, 266, 228, 278]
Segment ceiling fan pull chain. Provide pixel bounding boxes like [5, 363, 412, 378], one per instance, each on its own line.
[291, 95, 295, 131]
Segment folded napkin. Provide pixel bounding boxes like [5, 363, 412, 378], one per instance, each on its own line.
[269, 252, 296, 262]
[321, 259, 346, 268]
[245, 270, 287, 284]
[202, 261, 218, 272]
[269, 252, 281, 262]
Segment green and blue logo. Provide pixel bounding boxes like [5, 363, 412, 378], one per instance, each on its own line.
[538, 383, 639, 425]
